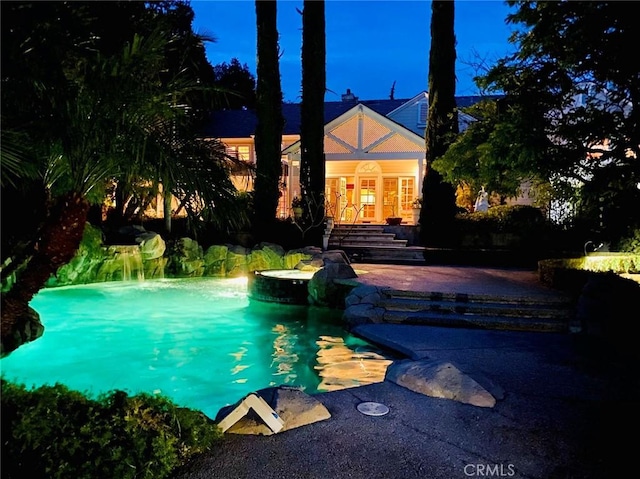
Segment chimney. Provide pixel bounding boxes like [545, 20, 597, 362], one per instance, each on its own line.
[341, 88, 358, 102]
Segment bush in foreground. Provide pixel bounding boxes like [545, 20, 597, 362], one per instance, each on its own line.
[1, 379, 222, 479]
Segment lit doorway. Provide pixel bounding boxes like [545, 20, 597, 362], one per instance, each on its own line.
[359, 178, 376, 221]
[383, 178, 399, 219]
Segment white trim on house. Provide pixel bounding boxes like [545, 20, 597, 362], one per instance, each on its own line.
[283, 103, 426, 224]
[283, 103, 425, 158]
[386, 91, 428, 117]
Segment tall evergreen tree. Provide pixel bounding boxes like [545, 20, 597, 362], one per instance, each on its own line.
[419, 0, 459, 247]
[299, 0, 326, 232]
[253, 0, 284, 240]
[213, 58, 257, 109]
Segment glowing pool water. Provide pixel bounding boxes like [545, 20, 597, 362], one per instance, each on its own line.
[0, 277, 393, 418]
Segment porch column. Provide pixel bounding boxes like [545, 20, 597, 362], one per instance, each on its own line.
[289, 152, 302, 207]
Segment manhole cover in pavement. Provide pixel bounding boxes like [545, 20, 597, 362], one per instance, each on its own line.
[357, 402, 390, 416]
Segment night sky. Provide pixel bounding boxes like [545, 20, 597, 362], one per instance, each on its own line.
[191, 0, 518, 102]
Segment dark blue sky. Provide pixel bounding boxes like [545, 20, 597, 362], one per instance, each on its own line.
[191, 0, 518, 102]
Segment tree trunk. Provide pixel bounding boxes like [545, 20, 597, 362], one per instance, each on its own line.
[300, 0, 326, 236]
[420, 0, 459, 247]
[163, 187, 173, 234]
[253, 0, 284, 241]
[1, 192, 90, 353]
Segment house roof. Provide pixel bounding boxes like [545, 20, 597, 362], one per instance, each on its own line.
[201, 98, 409, 138]
[201, 94, 499, 139]
[282, 103, 426, 157]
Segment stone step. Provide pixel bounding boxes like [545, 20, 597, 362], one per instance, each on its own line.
[376, 289, 575, 333]
[331, 225, 385, 232]
[385, 289, 573, 306]
[329, 233, 399, 242]
[380, 309, 569, 333]
[329, 245, 425, 264]
[329, 239, 409, 247]
[328, 224, 421, 265]
[379, 297, 573, 320]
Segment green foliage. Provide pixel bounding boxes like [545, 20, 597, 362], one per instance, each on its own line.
[477, 1, 640, 240]
[45, 223, 106, 287]
[1, 379, 222, 479]
[433, 99, 543, 201]
[615, 229, 640, 254]
[213, 58, 257, 109]
[455, 205, 548, 237]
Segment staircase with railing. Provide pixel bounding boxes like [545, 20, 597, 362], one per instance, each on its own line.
[328, 224, 425, 264]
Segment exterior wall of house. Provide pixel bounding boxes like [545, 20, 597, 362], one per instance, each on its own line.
[503, 180, 536, 207]
[387, 101, 425, 137]
[216, 94, 540, 226]
[282, 104, 426, 224]
[324, 159, 420, 224]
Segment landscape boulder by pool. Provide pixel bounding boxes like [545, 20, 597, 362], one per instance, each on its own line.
[215, 386, 332, 435]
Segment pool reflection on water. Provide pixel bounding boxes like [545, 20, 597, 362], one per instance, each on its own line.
[1, 277, 395, 418]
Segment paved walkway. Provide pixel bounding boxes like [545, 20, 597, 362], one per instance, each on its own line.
[174, 265, 639, 479]
[350, 263, 563, 297]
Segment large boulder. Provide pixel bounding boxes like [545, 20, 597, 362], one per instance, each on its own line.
[308, 262, 358, 308]
[203, 244, 229, 277]
[96, 245, 144, 282]
[167, 237, 204, 277]
[1, 306, 44, 358]
[248, 243, 285, 271]
[343, 285, 386, 329]
[143, 256, 168, 280]
[225, 245, 250, 277]
[47, 223, 105, 287]
[215, 386, 331, 435]
[137, 232, 165, 260]
[386, 359, 500, 408]
[283, 249, 314, 269]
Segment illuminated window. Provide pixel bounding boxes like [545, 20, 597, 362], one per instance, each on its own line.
[400, 178, 415, 210]
[360, 178, 376, 219]
[238, 145, 250, 161]
[226, 145, 251, 162]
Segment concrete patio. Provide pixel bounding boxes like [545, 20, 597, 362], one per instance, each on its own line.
[173, 264, 639, 479]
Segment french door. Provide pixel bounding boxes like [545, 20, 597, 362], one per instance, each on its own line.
[359, 178, 376, 221]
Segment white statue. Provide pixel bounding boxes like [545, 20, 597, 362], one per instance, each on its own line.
[474, 187, 489, 212]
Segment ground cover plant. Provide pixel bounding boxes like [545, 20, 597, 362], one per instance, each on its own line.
[1, 379, 223, 479]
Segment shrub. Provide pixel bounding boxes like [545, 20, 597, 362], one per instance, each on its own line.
[1, 379, 222, 479]
[456, 205, 548, 235]
[615, 228, 640, 253]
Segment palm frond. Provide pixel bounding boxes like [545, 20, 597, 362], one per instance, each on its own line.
[0, 131, 41, 188]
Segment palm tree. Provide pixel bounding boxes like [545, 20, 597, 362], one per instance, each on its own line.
[253, 0, 284, 240]
[419, 0, 459, 247]
[300, 0, 326, 231]
[1, 6, 241, 354]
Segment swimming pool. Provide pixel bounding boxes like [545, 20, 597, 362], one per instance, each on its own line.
[0, 277, 393, 418]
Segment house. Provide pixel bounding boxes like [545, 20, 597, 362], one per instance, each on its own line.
[203, 90, 497, 225]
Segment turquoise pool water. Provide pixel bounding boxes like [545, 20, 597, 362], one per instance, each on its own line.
[0, 278, 393, 419]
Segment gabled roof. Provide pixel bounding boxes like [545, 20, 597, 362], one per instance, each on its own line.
[388, 90, 502, 117]
[283, 103, 425, 159]
[201, 98, 409, 139]
[200, 93, 502, 140]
